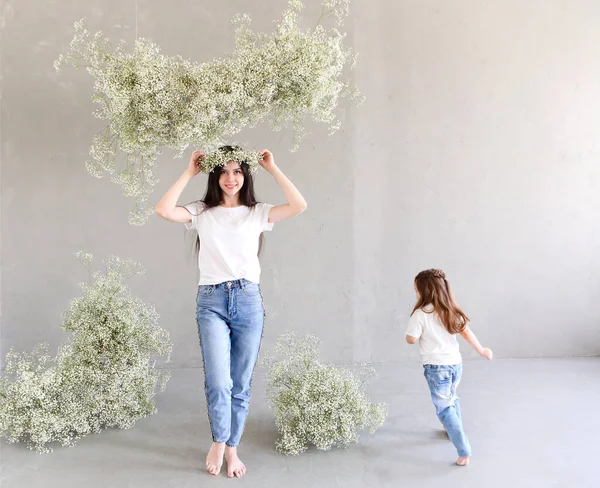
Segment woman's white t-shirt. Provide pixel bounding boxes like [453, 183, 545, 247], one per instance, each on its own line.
[183, 201, 274, 285]
[406, 305, 462, 365]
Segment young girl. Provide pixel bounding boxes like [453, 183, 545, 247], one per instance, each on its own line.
[405, 269, 493, 466]
[155, 146, 307, 478]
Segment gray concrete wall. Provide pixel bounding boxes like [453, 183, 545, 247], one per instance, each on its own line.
[2, 0, 600, 368]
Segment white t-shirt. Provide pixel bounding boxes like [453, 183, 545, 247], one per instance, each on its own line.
[405, 305, 462, 365]
[183, 201, 274, 285]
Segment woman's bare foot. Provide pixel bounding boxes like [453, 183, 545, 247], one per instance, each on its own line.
[206, 442, 225, 475]
[456, 456, 470, 466]
[225, 445, 246, 478]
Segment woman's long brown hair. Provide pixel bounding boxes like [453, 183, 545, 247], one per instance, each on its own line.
[185, 145, 264, 259]
[411, 269, 469, 334]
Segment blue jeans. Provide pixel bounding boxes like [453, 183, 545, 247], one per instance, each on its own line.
[423, 363, 471, 457]
[196, 279, 264, 447]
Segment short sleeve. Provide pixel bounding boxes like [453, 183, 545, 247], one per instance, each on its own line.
[255, 203, 274, 232]
[406, 310, 424, 339]
[180, 201, 204, 231]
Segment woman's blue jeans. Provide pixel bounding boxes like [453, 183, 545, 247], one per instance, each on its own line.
[196, 279, 264, 447]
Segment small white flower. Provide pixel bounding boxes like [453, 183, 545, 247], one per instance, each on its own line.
[0, 253, 172, 453]
[262, 331, 387, 455]
[55, 0, 361, 225]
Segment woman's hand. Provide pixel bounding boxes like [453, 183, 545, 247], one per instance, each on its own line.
[259, 149, 277, 174]
[187, 150, 205, 176]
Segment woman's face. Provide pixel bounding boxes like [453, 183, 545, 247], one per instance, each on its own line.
[219, 161, 244, 197]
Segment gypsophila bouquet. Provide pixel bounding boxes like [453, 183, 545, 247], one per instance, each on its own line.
[262, 332, 387, 455]
[55, 0, 360, 225]
[0, 252, 172, 453]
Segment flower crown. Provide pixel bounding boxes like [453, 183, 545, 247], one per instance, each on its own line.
[200, 147, 263, 173]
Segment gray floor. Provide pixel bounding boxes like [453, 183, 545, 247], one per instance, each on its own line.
[1, 358, 599, 488]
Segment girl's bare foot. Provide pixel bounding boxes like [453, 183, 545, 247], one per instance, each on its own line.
[225, 445, 246, 478]
[206, 442, 225, 475]
[456, 456, 470, 466]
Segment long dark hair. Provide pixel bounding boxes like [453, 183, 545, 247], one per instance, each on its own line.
[190, 145, 264, 257]
[201, 145, 258, 209]
[411, 269, 469, 334]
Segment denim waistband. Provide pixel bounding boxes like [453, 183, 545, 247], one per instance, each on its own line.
[423, 363, 462, 370]
[199, 278, 255, 290]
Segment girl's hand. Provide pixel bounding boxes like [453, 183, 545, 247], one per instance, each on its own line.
[187, 150, 205, 176]
[259, 149, 277, 174]
[480, 347, 493, 360]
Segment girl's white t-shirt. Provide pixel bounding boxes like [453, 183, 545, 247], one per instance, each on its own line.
[183, 201, 274, 285]
[406, 305, 462, 365]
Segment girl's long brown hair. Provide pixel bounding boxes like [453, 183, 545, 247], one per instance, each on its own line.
[411, 269, 469, 334]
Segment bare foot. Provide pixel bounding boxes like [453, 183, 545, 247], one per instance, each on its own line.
[206, 442, 225, 475]
[456, 456, 470, 466]
[225, 446, 246, 478]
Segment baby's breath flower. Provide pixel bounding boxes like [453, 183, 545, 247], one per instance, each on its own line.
[201, 147, 262, 174]
[261, 331, 387, 455]
[55, 0, 360, 225]
[0, 253, 172, 453]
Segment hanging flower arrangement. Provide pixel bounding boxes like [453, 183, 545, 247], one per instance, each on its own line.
[54, 0, 360, 224]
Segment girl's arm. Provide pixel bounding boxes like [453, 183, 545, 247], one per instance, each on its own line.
[259, 150, 307, 223]
[460, 326, 493, 359]
[156, 150, 204, 222]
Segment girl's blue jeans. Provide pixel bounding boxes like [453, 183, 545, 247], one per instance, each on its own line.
[423, 363, 472, 457]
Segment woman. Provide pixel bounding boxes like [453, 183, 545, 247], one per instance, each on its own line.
[155, 146, 307, 478]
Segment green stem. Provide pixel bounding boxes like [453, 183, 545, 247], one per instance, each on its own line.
[314, 7, 334, 29]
